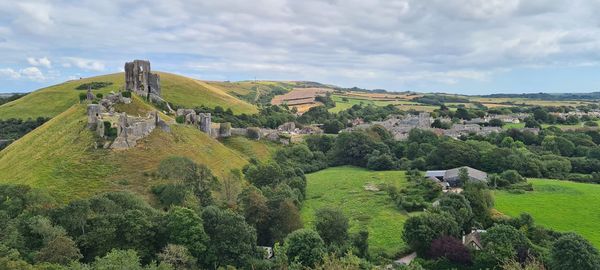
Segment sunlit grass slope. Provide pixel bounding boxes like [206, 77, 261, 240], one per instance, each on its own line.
[0, 72, 258, 120]
[300, 166, 410, 258]
[495, 179, 600, 248]
[0, 73, 124, 120]
[0, 104, 251, 202]
[159, 72, 258, 114]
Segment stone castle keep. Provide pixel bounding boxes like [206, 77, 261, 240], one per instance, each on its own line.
[124, 60, 161, 100]
[87, 59, 304, 149]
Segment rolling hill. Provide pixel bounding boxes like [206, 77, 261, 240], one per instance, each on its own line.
[0, 72, 258, 120]
[0, 72, 278, 202]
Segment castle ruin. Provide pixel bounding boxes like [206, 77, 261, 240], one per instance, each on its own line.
[125, 60, 161, 100]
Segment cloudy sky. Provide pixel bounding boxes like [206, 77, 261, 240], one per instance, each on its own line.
[1, 0, 600, 94]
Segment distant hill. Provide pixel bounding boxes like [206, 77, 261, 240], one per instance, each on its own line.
[479, 92, 600, 101]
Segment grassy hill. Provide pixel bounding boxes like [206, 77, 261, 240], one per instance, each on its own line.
[159, 72, 257, 114]
[0, 102, 256, 202]
[0, 72, 258, 120]
[300, 166, 411, 258]
[495, 179, 600, 248]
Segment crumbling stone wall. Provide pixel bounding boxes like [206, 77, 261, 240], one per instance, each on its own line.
[111, 111, 169, 149]
[124, 60, 161, 99]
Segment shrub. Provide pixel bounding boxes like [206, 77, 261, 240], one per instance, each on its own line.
[175, 115, 185, 124]
[96, 93, 103, 99]
[284, 229, 326, 267]
[121, 91, 132, 98]
[78, 92, 87, 102]
[151, 184, 188, 206]
[104, 121, 117, 138]
[75, 81, 113, 90]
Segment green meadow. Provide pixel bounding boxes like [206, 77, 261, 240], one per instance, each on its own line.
[494, 179, 600, 248]
[300, 166, 411, 258]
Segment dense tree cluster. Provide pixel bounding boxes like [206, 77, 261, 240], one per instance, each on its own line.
[0, 117, 49, 150]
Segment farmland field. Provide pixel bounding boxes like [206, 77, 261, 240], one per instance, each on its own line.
[300, 166, 412, 257]
[494, 179, 600, 248]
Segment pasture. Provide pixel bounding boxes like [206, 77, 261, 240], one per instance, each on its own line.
[300, 166, 411, 258]
[494, 179, 600, 248]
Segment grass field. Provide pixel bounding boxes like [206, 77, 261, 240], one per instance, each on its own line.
[0, 103, 254, 202]
[494, 179, 600, 248]
[300, 166, 411, 258]
[329, 94, 424, 113]
[220, 136, 278, 162]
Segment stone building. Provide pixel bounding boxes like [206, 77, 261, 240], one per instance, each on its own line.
[124, 60, 161, 99]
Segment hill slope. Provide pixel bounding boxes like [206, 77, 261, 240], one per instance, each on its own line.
[0, 72, 258, 120]
[0, 103, 253, 202]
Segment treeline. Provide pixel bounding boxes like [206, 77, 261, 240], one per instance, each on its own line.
[481, 92, 600, 101]
[412, 94, 470, 106]
[0, 93, 26, 105]
[0, 117, 49, 150]
[0, 150, 375, 269]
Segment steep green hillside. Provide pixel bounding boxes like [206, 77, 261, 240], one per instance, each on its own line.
[0, 72, 258, 120]
[0, 103, 252, 202]
[300, 166, 411, 258]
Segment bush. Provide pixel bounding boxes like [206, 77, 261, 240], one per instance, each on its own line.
[76, 81, 113, 90]
[151, 184, 188, 206]
[175, 115, 185, 124]
[121, 91, 132, 98]
[104, 121, 117, 138]
[79, 92, 87, 102]
[96, 93, 103, 99]
[284, 229, 326, 267]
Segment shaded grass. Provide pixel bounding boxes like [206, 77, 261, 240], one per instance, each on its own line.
[494, 179, 600, 248]
[300, 166, 410, 258]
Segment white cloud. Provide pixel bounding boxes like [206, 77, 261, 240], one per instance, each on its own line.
[0, 67, 45, 81]
[63, 57, 105, 71]
[27, 57, 52, 68]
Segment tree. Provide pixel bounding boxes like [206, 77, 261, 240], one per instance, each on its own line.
[314, 208, 349, 246]
[542, 136, 575, 156]
[489, 118, 504, 127]
[158, 157, 217, 206]
[164, 207, 208, 261]
[271, 199, 303, 244]
[402, 212, 460, 254]
[157, 244, 196, 270]
[35, 235, 82, 264]
[550, 233, 600, 270]
[330, 131, 375, 167]
[322, 120, 345, 134]
[244, 162, 284, 188]
[435, 193, 473, 233]
[480, 224, 530, 264]
[238, 186, 270, 245]
[463, 182, 494, 226]
[284, 229, 326, 267]
[218, 169, 242, 208]
[366, 150, 396, 170]
[92, 249, 143, 270]
[458, 167, 470, 186]
[428, 236, 471, 264]
[201, 206, 258, 268]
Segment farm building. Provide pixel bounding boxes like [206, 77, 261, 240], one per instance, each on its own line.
[425, 166, 488, 187]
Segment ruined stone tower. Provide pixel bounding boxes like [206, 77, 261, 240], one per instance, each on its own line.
[199, 113, 212, 135]
[124, 60, 161, 99]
